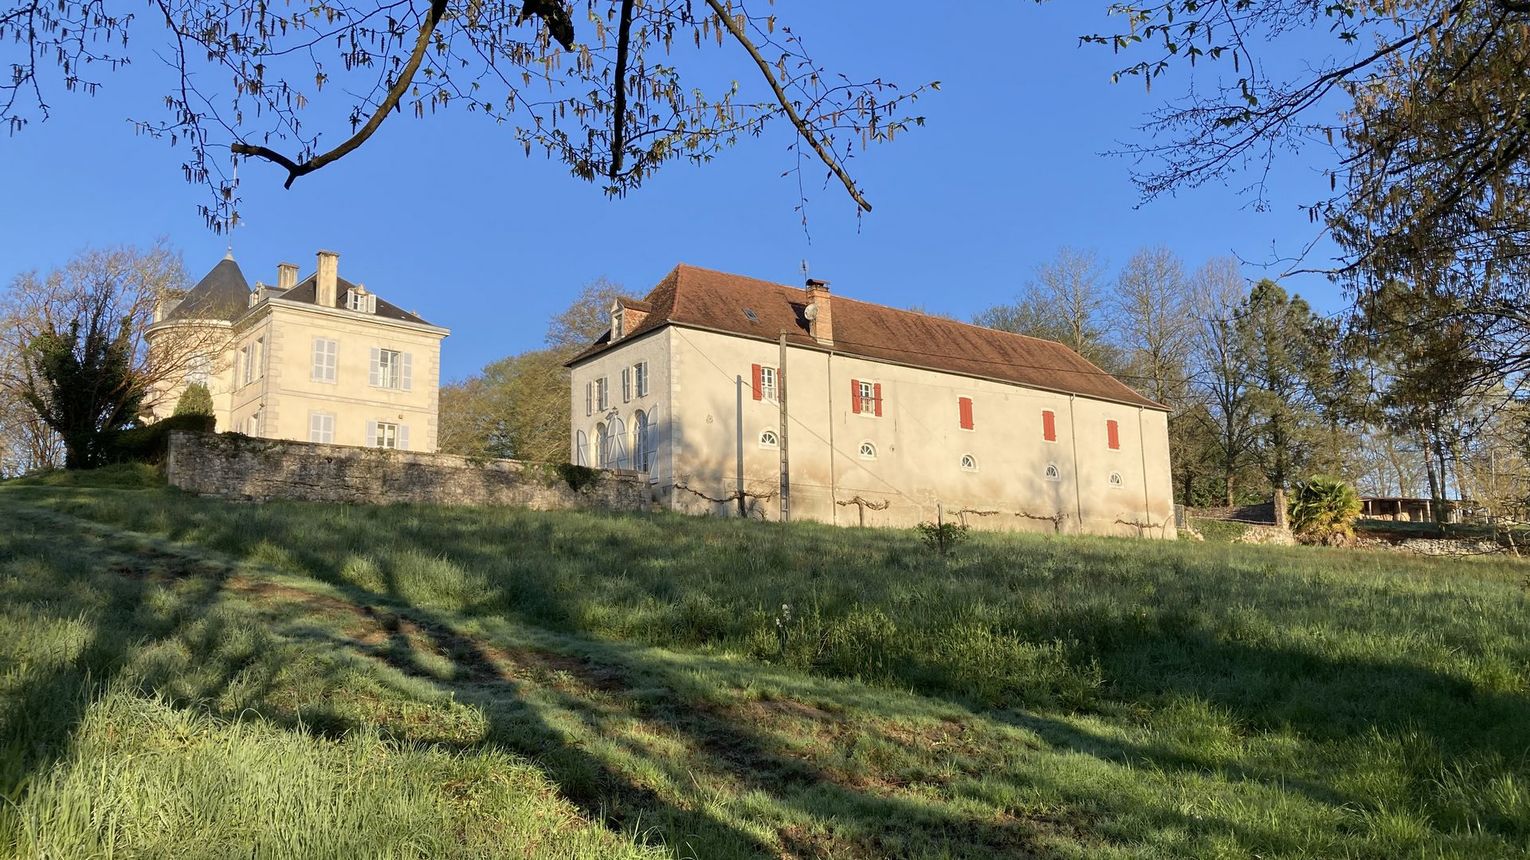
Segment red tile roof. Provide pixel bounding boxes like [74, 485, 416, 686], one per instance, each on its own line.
[569, 264, 1165, 411]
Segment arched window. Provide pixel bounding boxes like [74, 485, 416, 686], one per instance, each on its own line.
[759, 429, 779, 448]
[594, 423, 608, 467]
[632, 411, 650, 471]
[1108, 471, 1124, 488]
[858, 441, 877, 460]
[575, 430, 589, 467]
[960, 454, 977, 471]
[1044, 463, 1061, 482]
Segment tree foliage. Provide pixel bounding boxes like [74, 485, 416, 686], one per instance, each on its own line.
[1289, 475, 1363, 545]
[974, 246, 1122, 373]
[0, 0, 935, 227]
[173, 382, 215, 417]
[22, 313, 144, 469]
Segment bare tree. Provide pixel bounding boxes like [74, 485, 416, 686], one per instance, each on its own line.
[0, 1, 935, 228]
[0, 243, 222, 435]
[546, 276, 628, 352]
[1114, 247, 1192, 406]
[974, 247, 1121, 372]
[1186, 258, 1257, 505]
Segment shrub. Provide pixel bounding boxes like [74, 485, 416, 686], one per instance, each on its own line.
[1289, 475, 1362, 545]
[108, 414, 216, 465]
[916, 519, 970, 556]
[173, 383, 215, 416]
[554, 463, 602, 492]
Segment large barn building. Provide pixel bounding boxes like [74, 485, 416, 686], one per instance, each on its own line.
[567, 264, 1176, 538]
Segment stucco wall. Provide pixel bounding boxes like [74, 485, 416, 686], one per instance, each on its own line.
[166, 431, 651, 511]
[572, 326, 1176, 538]
[569, 328, 673, 482]
[229, 302, 446, 452]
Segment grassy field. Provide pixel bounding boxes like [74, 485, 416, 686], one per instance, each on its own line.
[3, 466, 1529, 858]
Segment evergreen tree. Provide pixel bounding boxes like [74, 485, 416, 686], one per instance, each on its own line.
[173, 382, 214, 417]
[22, 315, 144, 468]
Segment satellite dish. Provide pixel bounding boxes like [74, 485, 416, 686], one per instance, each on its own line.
[804, 302, 819, 321]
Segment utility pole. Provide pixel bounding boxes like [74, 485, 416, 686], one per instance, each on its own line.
[735, 374, 746, 518]
[778, 331, 790, 522]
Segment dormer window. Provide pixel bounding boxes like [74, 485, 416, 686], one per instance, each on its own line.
[347, 287, 377, 314]
[611, 300, 625, 341]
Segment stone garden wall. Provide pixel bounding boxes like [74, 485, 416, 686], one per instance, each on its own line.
[165, 431, 652, 511]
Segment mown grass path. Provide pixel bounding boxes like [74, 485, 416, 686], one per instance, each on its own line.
[4, 471, 1530, 858]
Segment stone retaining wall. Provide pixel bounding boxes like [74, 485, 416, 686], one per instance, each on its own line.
[166, 431, 652, 511]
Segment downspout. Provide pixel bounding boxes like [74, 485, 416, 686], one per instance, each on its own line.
[826, 349, 838, 525]
[1138, 406, 1154, 534]
[1068, 394, 1084, 532]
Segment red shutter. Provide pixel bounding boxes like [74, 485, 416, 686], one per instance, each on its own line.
[751, 364, 763, 401]
[873, 383, 883, 417]
[1107, 419, 1120, 450]
[958, 397, 973, 430]
[1042, 410, 1056, 442]
[851, 378, 861, 414]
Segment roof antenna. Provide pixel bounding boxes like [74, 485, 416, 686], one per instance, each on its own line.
[225, 151, 241, 259]
[800, 259, 810, 281]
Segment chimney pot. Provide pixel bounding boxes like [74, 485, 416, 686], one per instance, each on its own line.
[315, 250, 339, 308]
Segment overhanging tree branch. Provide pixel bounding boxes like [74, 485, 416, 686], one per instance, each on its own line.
[703, 0, 873, 212]
[230, 0, 448, 189]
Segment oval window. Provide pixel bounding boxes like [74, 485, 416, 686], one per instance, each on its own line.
[759, 429, 779, 448]
[1108, 471, 1124, 488]
[1044, 463, 1061, 481]
[859, 441, 877, 460]
[960, 454, 977, 471]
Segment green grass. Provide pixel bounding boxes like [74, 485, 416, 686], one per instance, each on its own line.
[3, 472, 1529, 858]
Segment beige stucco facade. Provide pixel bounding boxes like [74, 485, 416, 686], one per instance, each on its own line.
[145, 252, 448, 452]
[571, 324, 1177, 539]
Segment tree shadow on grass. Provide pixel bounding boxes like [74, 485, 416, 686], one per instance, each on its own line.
[0, 507, 231, 820]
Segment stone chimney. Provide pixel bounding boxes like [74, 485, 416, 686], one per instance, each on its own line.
[315, 250, 339, 307]
[277, 262, 299, 291]
[805, 278, 833, 345]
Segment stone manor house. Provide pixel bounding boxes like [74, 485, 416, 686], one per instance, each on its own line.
[145, 250, 450, 452]
[567, 264, 1177, 538]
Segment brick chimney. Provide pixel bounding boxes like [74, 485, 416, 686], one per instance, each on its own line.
[806, 278, 833, 345]
[315, 250, 339, 307]
[277, 262, 299, 291]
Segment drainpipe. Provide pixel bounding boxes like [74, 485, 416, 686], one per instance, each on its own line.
[826, 348, 838, 525]
[1068, 394, 1084, 532]
[1138, 406, 1154, 533]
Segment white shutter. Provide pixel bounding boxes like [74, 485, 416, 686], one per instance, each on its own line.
[366, 421, 377, 447]
[369, 348, 382, 387]
[401, 352, 413, 391]
[309, 412, 321, 442]
[398, 425, 410, 451]
[621, 368, 631, 402]
[585, 382, 592, 416]
[575, 430, 589, 466]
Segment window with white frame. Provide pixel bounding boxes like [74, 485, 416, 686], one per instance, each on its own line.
[370, 348, 411, 390]
[240, 338, 264, 387]
[346, 289, 376, 313]
[1045, 463, 1062, 482]
[595, 377, 609, 411]
[621, 367, 632, 403]
[760, 366, 778, 401]
[634, 361, 649, 397]
[244, 410, 262, 436]
[960, 453, 977, 471]
[1108, 471, 1124, 488]
[858, 441, 877, 460]
[857, 380, 876, 413]
[372, 421, 400, 450]
[188, 354, 211, 386]
[594, 422, 608, 467]
[309, 412, 335, 444]
[759, 429, 779, 448]
[312, 337, 337, 383]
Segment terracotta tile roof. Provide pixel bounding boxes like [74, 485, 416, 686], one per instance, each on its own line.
[569, 264, 1165, 410]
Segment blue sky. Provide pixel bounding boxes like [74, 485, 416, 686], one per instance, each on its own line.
[0, 2, 1349, 382]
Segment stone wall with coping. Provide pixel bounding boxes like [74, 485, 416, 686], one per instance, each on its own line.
[165, 431, 652, 511]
